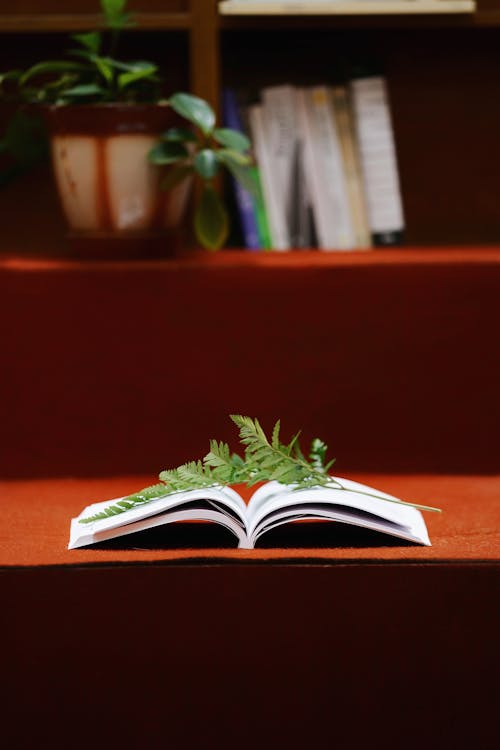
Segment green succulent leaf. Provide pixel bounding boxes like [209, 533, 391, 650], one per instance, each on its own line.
[0, 70, 22, 89]
[20, 61, 90, 86]
[169, 92, 216, 136]
[101, 0, 132, 29]
[72, 31, 102, 54]
[213, 127, 250, 152]
[160, 164, 193, 191]
[195, 186, 229, 251]
[61, 83, 107, 99]
[194, 149, 219, 179]
[217, 150, 258, 198]
[118, 62, 158, 89]
[217, 148, 252, 166]
[148, 141, 189, 165]
[92, 56, 114, 84]
[161, 127, 197, 143]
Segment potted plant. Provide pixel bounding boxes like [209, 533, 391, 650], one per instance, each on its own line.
[0, 0, 255, 252]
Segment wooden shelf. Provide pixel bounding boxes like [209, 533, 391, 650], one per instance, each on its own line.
[219, 1, 476, 15]
[2, 247, 500, 272]
[0, 11, 192, 33]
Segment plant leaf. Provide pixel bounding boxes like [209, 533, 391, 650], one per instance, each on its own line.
[118, 63, 158, 90]
[20, 61, 89, 86]
[79, 414, 441, 524]
[92, 56, 114, 84]
[148, 141, 189, 165]
[161, 127, 197, 143]
[217, 150, 258, 198]
[309, 438, 329, 472]
[160, 164, 193, 191]
[61, 83, 107, 99]
[194, 149, 219, 180]
[217, 148, 252, 166]
[72, 31, 102, 54]
[101, 0, 132, 29]
[169, 92, 215, 136]
[0, 70, 22, 90]
[194, 186, 229, 251]
[213, 127, 250, 152]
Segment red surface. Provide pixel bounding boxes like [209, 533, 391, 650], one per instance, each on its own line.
[1, 248, 500, 478]
[1, 480, 498, 750]
[1, 473, 498, 566]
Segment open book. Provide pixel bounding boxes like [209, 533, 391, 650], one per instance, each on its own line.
[69, 476, 431, 549]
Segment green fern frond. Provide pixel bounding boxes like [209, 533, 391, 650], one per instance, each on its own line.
[78, 482, 169, 523]
[309, 438, 334, 473]
[79, 415, 441, 524]
[271, 419, 280, 449]
[230, 414, 339, 490]
[204, 439, 232, 468]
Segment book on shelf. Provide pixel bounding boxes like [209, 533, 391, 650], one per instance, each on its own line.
[301, 85, 358, 250]
[222, 89, 272, 250]
[350, 75, 405, 246]
[236, 74, 402, 251]
[331, 86, 372, 249]
[69, 475, 431, 550]
[218, 1, 477, 15]
[248, 103, 290, 250]
[222, 89, 261, 250]
[262, 84, 316, 248]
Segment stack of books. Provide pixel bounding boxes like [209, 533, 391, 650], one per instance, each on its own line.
[223, 77, 405, 251]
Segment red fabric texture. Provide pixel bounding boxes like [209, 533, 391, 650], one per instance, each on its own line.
[1, 248, 500, 478]
[1, 473, 498, 566]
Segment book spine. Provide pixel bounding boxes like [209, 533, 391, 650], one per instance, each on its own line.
[262, 84, 307, 248]
[304, 86, 357, 250]
[222, 89, 261, 250]
[349, 76, 405, 246]
[249, 164, 273, 249]
[331, 86, 372, 250]
[294, 88, 322, 248]
[248, 104, 290, 250]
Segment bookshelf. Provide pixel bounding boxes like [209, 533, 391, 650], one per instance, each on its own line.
[1, 11, 498, 746]
[1, 0, 500, 252]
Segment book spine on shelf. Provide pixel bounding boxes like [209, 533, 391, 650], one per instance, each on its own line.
[294, 87, 324, 249]
[349, 75, 405, 246]
[331, 86, 372, 250]
[248, 104, 290, 250]
[222, 89, 262, 250]
[261, 84, 315, 248]
[249, 165, 273, 249]
[302, 86, 357, 250]
[261, 84, 302, 248]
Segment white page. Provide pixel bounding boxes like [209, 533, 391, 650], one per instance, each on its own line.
[251, 507, 429, 547]
[69, 508, 248, 550]
[68, 485, 247, 549]
[246, 477, 431, 544]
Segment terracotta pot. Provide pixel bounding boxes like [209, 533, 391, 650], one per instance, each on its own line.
[43, 104, 191, 244]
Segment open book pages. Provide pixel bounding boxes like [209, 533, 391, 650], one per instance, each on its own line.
[69, 476, 431, 550]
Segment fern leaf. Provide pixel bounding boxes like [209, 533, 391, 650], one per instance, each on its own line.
[80, 414, 439, 524]
[271, 419, 280, 449]
[286, 430, 302, 457]
[309, 438, 329, 472]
